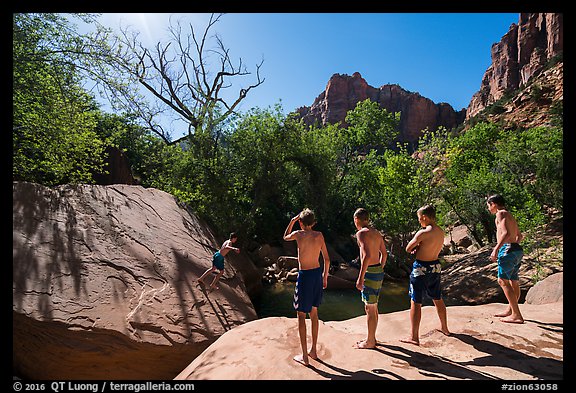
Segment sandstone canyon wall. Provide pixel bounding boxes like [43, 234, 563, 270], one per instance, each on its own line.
[466, 13, 563, 119]
[296, 72, 466, 145]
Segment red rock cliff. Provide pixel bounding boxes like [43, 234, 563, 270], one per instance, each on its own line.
[297, 72, 466, 145]
[466, 13, 563, 119]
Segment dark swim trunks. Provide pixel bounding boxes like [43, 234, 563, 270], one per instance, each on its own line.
[497, 243, 523, 280]
[293, 267, 323, 313]
[408, 259, 442, 304]
[361, 264, 385, 305]
[212, 251, 225, 271]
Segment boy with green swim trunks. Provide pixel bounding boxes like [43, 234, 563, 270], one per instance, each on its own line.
[198, 232, 240, 291]
[401, 205, 450, 346]
[487, 194, 524, 324]
[353, 208, 388, 349]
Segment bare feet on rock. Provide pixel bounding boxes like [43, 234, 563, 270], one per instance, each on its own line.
[500, 315, 524, 324]
[437, 328, 451, 336]
[494, 309, 512, 317]
[293, 354, 310, 367]
[400, 337, 420, 346]
[353, 339, 376, 349]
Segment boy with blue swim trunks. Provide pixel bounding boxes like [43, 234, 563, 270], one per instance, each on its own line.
[401, 205, 450, 346]
[197, 232, 240, 291]
[487, 194, 524, 324]
[283, 208, 330, 367]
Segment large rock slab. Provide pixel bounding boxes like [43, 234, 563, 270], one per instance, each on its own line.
[175, 301, 562, 380]
[12, 181, 257, 379]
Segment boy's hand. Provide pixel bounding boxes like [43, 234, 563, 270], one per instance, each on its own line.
[489, 251, 497, 262]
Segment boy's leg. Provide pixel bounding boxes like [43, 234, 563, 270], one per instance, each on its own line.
[496, 279, 521, 316]
[498, 278, 524, 323]
[309, 307, 319, 359]
[198, 267, 215, 284]
[356, 303, 378, 348]
[294, 311, 310, 366]
[432, 298, 450, 335]
[209, 270, 224, 290]
[400, 300, 421, 345]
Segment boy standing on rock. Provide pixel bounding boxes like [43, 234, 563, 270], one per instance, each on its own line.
[486, 194, 525, 324]
[353, 208, 388, 349]
[283, 208, 330, 367]
[401, 205, 450, 346]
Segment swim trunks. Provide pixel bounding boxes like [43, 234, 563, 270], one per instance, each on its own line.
[497, 243, 523, 280]
[212, 251, 225, 271]
[361, 264, 385, 305]
[408, 259, 442, 304]
[293, 267, 323, 313]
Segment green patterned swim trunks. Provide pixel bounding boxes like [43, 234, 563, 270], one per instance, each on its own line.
[361, 264, 385, 305]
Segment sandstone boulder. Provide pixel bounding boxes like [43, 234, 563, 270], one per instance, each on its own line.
[13, 181, 257, 380]
[525, 272, 563, 305]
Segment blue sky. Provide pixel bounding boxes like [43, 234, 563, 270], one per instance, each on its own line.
[79, 13, 519, 137]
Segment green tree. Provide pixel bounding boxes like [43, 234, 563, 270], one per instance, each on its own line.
[495, 126, 563, 214]
[13, 13, 108, 185]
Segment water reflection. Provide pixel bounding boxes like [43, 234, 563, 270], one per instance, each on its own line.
[252, 279, 411, 321]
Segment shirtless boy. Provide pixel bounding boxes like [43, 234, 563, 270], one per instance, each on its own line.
[198, 232, 240, 291]
[487, 194, 524, 324]
[353, 208, 388, 349]
[401, 205, 450, 346]
[283, 208, 330, 367]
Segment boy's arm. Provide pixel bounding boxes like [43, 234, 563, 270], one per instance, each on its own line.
[490, 211, 509, 261]
[320, 234, 330, 288]
[223, 242, 240, 253]
[406, 230, 423, 254]
[356, 231, 368, 291]
[379, 236, 388, 268]
[283, 215, 300, 241]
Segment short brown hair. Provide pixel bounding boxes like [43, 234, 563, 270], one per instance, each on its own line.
[299, 208, 316, 227]
[486, 194, 505, 207]
[417, 204, 436, 220]
[354, 207, 370, 223]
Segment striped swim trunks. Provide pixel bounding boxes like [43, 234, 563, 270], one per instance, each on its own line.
[361, 264, 385, 305]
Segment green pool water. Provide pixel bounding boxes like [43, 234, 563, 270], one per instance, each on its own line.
[252, 279, 411, 321]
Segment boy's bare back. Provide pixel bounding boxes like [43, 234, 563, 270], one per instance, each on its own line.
[356, 227, 386, 265]
[293, 230, 326, 270]
[495, 210, 522, 244]
[411, 225, 444, 261]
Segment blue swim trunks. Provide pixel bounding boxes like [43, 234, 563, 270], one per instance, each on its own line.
[362, 264, 385, 305]
[408, 259, 442, 304]
[497, 243, 523, 280]
[212, 251, 225, 271]
[293, 267, 323, 313]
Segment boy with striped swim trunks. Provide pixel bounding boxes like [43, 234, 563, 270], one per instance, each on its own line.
[401, 205, 450, 346]
[487, 194, 524, 324]
[353, 208, 388, 349]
